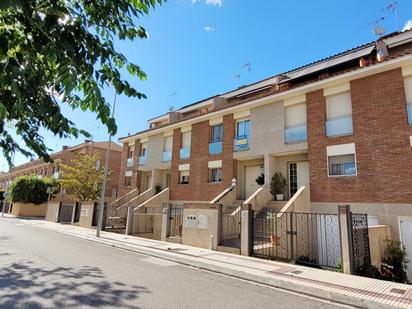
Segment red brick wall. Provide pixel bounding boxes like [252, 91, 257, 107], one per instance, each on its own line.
[170, 114, 236, 201]
[307, 68, 412, 203]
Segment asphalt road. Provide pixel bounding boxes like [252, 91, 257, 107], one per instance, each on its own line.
[0, 217, 349, 309]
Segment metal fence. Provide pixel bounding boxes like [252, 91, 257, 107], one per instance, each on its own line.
[134, 207, 155, 234]
[58, 203, 74, 224]
[252, 209, 342, 269]
[168, 205, 183, 238]
[219, 204, 241, 249]
[351, 213, 371, 274]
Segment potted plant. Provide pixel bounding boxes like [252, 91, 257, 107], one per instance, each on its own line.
[255, 173, 264, 186]
[270, 172, 286, 201]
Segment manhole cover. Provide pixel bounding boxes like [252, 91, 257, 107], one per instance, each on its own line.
[167, 247, 187, 252]
[390, 288, 406, 295]
[291, 270, 303, 275]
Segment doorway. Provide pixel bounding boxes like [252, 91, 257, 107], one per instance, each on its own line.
[288, 161, 309, 198]
[245, 165, 262, 198]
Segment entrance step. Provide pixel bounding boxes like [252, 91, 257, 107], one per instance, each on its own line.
[216, 245, 240, 255]
[265, 201, 287, 211]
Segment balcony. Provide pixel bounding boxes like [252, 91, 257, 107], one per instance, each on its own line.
[326, 115, 353, 137]
[408, 103, 412, 125]
[179, 147, 190, 160]
[285, 124, 307, 143]
[233, 135, 249, 151]
[126, 157, 133, 167]
[162, 150, 172, 162]
[209, 140, 222, 155]
[138, 155, 147, 165]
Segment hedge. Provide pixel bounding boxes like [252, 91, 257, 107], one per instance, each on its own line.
[9, 176, 55, 205]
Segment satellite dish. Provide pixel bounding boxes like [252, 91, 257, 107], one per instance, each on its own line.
[373, 26, 385, 36]
[169, 106, 174, 112]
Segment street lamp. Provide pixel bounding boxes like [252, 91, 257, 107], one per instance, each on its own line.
[96, 91, 117, 237]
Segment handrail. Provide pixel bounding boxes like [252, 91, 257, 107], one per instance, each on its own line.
[276, 186, 306, 218]
[133, 188, 169, 211]
[243, 186, 264, 205]
[210, 184, 235, 204]
[116, 187, 153, 210]
[107, 187, 139, 208]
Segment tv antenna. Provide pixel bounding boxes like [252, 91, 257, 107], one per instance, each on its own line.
[166, 92, 177, 112]
[242, 62, 252, 72]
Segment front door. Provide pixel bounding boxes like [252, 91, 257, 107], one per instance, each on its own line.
[289, 161, 309, 198]
[245, 165, 262, 198]
[400, 218, 412, 281]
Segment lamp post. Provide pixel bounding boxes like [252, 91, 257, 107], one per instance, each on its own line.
[96, 91, 117, 237]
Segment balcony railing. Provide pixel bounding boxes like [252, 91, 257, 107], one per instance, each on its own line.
[162, 150, 172, 162]
[179, 147, 190, 160]
[326, 115, 353, 137]
[233, 135, 249, 151]
[408, 103, 412, 125]
[126, 157, 133, 167]
[209, 140, 222, 155]
[285, 123, 307, 143]
[138, 155, 147, 165]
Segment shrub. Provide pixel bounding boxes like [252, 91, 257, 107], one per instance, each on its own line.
[381, 239, 408, 283]
[9, 176, 54, 204]
[255, 173, 264, 186]
[270, 172, 286, 198]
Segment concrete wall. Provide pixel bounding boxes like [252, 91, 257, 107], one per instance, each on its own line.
[79, 202, 95, 228]
[234, 101, 307, 160]
[46, 202, 60, 222]
[11, 202, 47, 217]
[141, 133, 171, 171]
[369, 225, 392, 267]
[181, 203, 219, 250]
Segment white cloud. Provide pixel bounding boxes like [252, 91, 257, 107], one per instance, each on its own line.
[206, 0, 222, 6]
[403, 19, 412, 32]
[204, 26, 216, 32]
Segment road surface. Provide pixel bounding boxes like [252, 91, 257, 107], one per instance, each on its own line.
[0, 217, 349, 308]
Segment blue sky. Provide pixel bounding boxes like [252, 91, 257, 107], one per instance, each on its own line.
[3, 0, 412, 170]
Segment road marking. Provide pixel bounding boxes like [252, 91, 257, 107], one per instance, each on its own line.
[141, 257, 179, 267]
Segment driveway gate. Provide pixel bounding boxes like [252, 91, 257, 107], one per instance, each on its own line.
[58, 203, 74, 224]
[251, 210, 342, 269]
[219, 204, 241, 249]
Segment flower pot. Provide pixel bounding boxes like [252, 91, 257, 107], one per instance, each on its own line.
[276, 194, 284, 201]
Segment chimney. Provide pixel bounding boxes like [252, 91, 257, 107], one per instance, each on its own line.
[62, 146, 69, 150]
[84, 139, 93, 144]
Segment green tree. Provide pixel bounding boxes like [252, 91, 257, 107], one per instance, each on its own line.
[0, 0, 162, 165]
[59, 153, 109, 202]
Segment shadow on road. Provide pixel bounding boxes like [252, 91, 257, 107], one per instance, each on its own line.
[0, 261, 149, 308]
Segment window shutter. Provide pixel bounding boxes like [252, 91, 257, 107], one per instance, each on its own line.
[285, 103, 307, 127]
[164, 136, 173, 151]
[182, 131, 191, 148]
[326, 92, 352, 119]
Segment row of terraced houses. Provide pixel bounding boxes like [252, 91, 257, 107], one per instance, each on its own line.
[2, 30, 412, 275]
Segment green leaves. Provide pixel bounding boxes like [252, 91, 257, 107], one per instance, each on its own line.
[0, 0, 163, 166]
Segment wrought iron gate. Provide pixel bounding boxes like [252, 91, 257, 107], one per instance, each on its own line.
[252, 210, 342, 269]
[351, 213, 371, 273]
[219, 204, 241, 249]
[135, 207, 155, 234]
[58, 204, 74, 224]
[168, 205, 183, 238]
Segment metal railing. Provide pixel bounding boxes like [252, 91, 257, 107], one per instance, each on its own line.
[252, 210, 342, 269]
[233, 135, 249, 151]
[351, 213, 371, 274]
[209, 140, 222, 155]
[162, 150, 172, 162]
[168, 205, 183, 238]
[284, 123, 307, 143]
[179, 147, 190, 160]
[134, 207, 155, 234]
[325, 115, 353, 137]
[220, 204, 241, 249]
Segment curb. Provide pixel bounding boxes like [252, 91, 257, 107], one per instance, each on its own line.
[11, 218, 401, 309]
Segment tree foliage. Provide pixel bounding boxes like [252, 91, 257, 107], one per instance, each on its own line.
[0, 0, 162, 165]
[59, 153, 109, 202]
[9, 175, 58, 204]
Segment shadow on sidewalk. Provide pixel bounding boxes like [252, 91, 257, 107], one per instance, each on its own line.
[0, 260, 149, 308]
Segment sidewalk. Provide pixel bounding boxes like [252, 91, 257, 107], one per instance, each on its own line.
[4, 215, 412, 309]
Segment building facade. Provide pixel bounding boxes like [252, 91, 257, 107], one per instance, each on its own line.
[0, 140, 123, 203]
[114, 30, 412, 243]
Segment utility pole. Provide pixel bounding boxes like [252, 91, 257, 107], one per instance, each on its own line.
[96, 91, 117, 237]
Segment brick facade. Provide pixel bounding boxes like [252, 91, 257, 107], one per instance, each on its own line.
[307, 68, 412, 203]
[118, 140, 141, 197]
[170, 114, 236, 201]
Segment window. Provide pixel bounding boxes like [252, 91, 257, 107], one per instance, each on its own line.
[236, 119, 250, 137]
[127, 146, 134, 167]
[289, 163, 297, 197]
[111, 187, 117, 197]
[208, 168, 222, 183]
[182, 131, 191, 148]
[404, 76, 412, 125]
[285, 103, 307, 143]
[325, 91, 353, 137]
[163, 136, 172, 152]
[124, 176, 132, 187]
[179, 170, 189, 184]
[210, 124, 223, 142]
[328, 154, 356, 176]
[140, 142, 148, 156]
